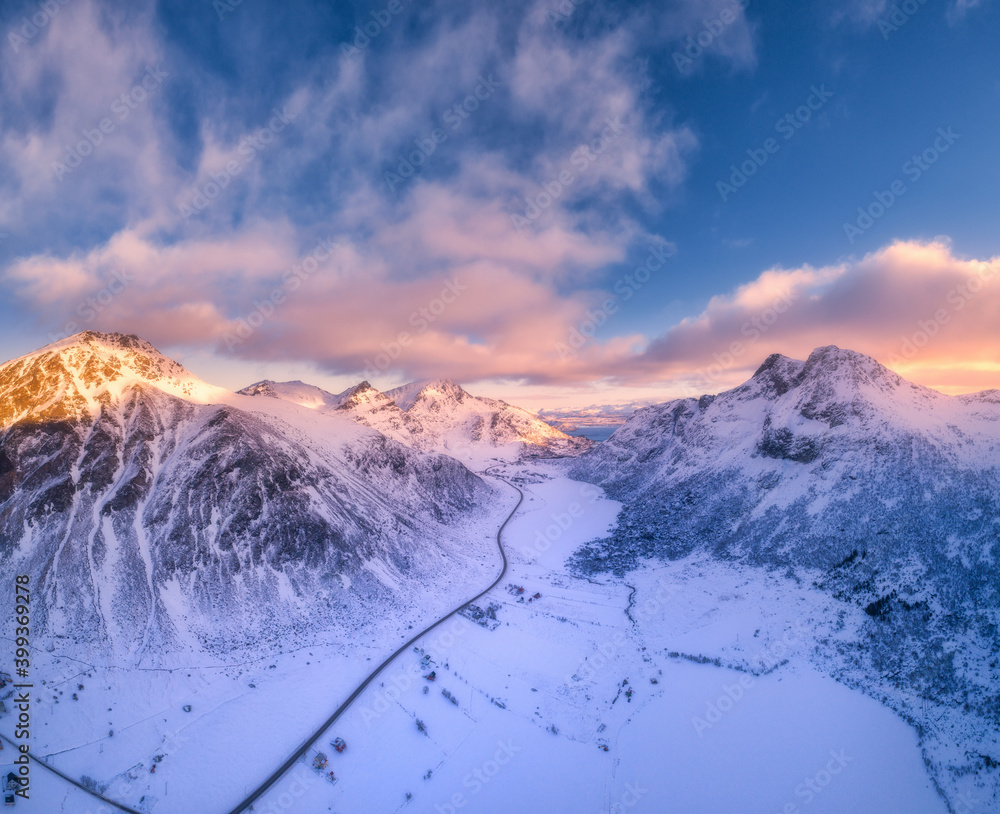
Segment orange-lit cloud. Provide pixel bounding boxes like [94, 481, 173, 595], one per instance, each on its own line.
[9, 234, 999, 405]
[628, 239, 1000, 397]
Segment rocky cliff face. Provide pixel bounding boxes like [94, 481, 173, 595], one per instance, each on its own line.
[0, 332, 495, 660]
[572, 345, 1000, 574]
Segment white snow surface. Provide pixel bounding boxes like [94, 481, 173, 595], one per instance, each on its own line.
[15, 464, 957, 813]
[2, 337, 993, 813]
[0, 332, 502, 660]
[238, 377, 591, 467]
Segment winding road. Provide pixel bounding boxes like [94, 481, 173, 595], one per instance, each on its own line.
[0, 732, 144, 814]
[16, 472, 522, 813]
[222, 471, 522, 814]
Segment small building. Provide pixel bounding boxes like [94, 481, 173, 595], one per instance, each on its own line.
[1, 767, 24, 804]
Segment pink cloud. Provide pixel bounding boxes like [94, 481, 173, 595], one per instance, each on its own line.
[9, 232, 999, 398]
[625, 239, 1000, 396]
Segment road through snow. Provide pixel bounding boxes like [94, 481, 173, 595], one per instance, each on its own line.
[222, 473, 523, 814]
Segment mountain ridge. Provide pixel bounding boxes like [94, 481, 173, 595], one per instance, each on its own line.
[0, 332, 500, 661]
[568, 343, 1000, 811]
[239, 375, 591, 463]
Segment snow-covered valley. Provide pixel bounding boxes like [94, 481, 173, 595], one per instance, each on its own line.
[12, 464, 956, 813]
[1, 334, 996, 814]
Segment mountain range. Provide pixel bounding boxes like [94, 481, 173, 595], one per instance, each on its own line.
[237, 377, 590, 465]
[569, 344, 1000, 806]
[2, 332, 997, 806]
[0, 332, 511, 660]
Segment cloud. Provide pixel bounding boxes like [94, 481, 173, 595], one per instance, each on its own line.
[650, 0, 757, 73]
[1, 0, 716, 385]
[834, 0, 988, 28]
[947, 0, 987, 24]
[832, 0, 890, 27]
[5, 219, 301, 341]
[4, 192, 638, 385]
[618, 239, 1000, 395]
[14, 231, 999, 396]
[0, 0, 172, 242]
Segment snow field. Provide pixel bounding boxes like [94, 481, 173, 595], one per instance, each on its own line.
[14, 464, 953, 813]
[247, 466, 947, 813]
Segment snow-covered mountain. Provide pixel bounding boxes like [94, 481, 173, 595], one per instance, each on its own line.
[239, 377, 591, 464]
[0, 332, 497, 660]
[572, 345, 1000, 569]
[570, 345, 1000, 807]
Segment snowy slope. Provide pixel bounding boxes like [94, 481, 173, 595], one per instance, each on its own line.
[239, 377, 592, 465]
[569, 345, 1000, 810]
[571, 345, 1000, 568]
[0, 332, 498, 661]
[16, 466, 950, 814]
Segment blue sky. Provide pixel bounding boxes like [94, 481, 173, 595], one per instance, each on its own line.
[1, 0, 998, 410]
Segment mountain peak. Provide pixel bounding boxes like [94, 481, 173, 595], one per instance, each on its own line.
[238, 380, 345, 411]
[335, 380, 392, 410]
[747, 353, 806, 397]
[238, 379, 280, 398]
[1, 331, 216, 426]
[799, 345, 906, 391]
[743, 346, 907, 400]
[45, 329, 156, 353]
[235, 374, 588, 462]
[803, 344, 876, 371]
[386, 378, 469, 411]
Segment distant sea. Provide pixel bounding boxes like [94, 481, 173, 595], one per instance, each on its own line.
[564, 425, 623, 443]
